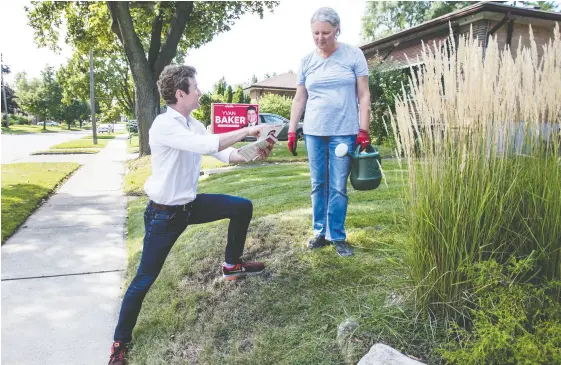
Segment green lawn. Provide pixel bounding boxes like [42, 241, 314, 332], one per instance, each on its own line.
[122, 161, 445, 364]
[50, 139, 109, 149]
[128, 134, 139, 154]
[81, 135, 116, 140]
[1, 124, 83, 134]
[124, 142, 395, 196]
[31, 149, 100, 155]
[1, 163, 80, 243]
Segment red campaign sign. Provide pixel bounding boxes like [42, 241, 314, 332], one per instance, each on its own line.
[212, 103, 259, 134]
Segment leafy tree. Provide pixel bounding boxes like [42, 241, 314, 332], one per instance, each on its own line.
[39, 66, 64, 125]
[519, 1, 560, 11]
[25, 1, 278, 155]
[258, 93, 292, 119]
[14, 72, 41, 122]
[58, 49, 134, 118]
[1, 63, 18, 122]
[232, 85, 244, 103]
[192, 92, 225, 126]
[225, 85, 233, 103]
[1, 85, 18, 116]
[367, 58, 409, 145]
[361, 1, 560, 41]
[14, 67, 64, 129]
[362, 2, 472, 41]
[214, 77, 227, 96]
[99, 102, 123, 125]
[251, 74, 258, 84]
[14, 70, 57, 129]
[61, 99, 90, 129]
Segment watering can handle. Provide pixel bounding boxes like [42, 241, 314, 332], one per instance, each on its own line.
[353, 145, 362, 157]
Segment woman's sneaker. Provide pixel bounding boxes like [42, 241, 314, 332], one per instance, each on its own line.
[222, 260, 265, 280]
[333, 241, 353, 257]
[307, 235, 329, 249]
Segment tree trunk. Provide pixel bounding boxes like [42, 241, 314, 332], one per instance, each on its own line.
[107, 1, 192, 156]
[135, 80, 159, 155]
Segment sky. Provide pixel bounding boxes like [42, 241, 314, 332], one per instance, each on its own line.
[0, 0, 367, 93]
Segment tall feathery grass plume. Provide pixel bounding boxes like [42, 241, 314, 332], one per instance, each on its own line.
[387, 23, 561, 323]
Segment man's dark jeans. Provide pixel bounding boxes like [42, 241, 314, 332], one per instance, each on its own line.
[114, 193, 253, 343]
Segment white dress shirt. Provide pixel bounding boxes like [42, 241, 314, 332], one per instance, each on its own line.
[144, 106, 235, 205]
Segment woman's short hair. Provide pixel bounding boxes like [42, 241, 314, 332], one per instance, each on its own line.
[157, 65, 197, 105]
[311, 7, 341, 35]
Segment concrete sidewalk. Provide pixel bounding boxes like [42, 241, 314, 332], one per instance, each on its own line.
[1, 136, 128, 364]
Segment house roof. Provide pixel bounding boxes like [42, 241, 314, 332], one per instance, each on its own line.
[244, 72, 297, 91]
[360, 1, 561, 54]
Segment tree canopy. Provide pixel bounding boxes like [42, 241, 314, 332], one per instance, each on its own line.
[27, 1, 278, 155]
[361, 1, 560, 41]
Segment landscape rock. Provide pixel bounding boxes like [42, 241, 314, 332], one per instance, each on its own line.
[358, 343, 426, 365]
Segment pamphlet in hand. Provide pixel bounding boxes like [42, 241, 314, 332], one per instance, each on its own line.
[237, 123, 284, 162]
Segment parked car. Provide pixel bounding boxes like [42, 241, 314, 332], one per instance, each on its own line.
[44, 121, 60, 126]
[128, 119, 138, 133]
[98, 125, 110, 133]
[243, 113, 304, 142]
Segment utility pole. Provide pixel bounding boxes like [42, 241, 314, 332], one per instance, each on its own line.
[1, 53, 9, 128]
[89, 50, 97, 144]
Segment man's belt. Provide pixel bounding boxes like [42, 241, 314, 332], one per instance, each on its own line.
[150, 201, 194, 212]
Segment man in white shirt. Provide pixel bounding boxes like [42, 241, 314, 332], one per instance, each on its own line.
[108, 65, 271, 365]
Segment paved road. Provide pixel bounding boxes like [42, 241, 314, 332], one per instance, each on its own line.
[1, 124, 127, 164]
[1, 131, 88, 164]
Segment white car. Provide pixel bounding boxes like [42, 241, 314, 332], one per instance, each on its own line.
[45, 121, 60, 126]
[98, 125, 110, 133]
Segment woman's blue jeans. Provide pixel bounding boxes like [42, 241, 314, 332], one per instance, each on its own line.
[305, 135, 355, 242]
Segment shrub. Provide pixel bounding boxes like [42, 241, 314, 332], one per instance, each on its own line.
[192, 93, 224, 126]
[440, 257, 561, 364]
[258, 93, 292, 119]
[368, 57, 409, 145]
[8, 114, 32, 125]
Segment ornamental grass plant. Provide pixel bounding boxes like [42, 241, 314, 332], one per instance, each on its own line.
[388, 24, 561, 323]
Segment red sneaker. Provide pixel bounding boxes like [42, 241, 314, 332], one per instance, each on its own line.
[108, 341, 128, 365]
[222, 260, 265, 280]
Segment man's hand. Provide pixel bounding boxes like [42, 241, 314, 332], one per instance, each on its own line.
[229, 142, 273, 164]
[287, 132, 297, 156]
[247, 125, 265, 139]
[355, 129, 371, 151]
[254, 143, 273, 161]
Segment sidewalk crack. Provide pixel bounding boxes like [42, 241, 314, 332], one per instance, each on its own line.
[2, 269, 124, 281]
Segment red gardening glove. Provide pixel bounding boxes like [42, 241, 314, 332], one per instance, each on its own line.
[288, 131, 297, 156]
[356, 129, 371, 151]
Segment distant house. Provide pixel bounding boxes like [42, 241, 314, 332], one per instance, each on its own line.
[359, 2, 561, 68]
[243, 72, 297, 104]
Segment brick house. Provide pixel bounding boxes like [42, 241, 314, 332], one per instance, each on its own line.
[243, 72, 297, 104]
[359, 2, 561, 68]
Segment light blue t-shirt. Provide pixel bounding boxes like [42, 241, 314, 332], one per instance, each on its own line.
[297, 43, 369, 136]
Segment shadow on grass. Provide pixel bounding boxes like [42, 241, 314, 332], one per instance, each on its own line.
[1, 183, 52, 243]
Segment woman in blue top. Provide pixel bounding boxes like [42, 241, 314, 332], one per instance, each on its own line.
[288, 7, 371, 257]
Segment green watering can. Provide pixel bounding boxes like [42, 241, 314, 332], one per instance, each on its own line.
[336, 144, 383, 191]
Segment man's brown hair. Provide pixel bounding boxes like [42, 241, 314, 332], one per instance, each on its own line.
[157, 65, 197, 105]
